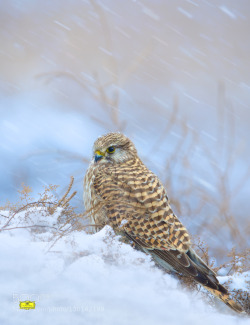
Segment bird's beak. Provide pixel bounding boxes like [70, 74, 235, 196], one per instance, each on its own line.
[95, 150, 105, 162]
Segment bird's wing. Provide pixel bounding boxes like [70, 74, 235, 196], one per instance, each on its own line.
[93, 166, 219, 284]
[93, 163, 191, 252]
[93, 165, 243, 313]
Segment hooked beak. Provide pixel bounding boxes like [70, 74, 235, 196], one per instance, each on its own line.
[95, 150, 105, 162]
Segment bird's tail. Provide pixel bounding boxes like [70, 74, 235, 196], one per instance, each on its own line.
[205, 286, 244, 313]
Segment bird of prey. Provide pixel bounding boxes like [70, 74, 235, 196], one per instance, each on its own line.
[84, 132, 243, 313]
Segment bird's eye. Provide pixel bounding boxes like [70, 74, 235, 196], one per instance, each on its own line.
[106, 146, 115, 154]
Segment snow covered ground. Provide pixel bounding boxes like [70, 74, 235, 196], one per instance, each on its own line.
[0, 210, 249, 325]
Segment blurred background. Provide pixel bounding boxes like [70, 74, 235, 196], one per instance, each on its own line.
[0, 0, 249, 261]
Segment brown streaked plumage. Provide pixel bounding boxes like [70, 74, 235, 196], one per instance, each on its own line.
[83, 132, 244, 313]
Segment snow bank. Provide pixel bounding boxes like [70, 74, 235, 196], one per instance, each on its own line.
[0, 212, 249, 325]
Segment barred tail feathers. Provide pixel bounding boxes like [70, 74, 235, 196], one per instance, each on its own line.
[205, 286, 244, 313]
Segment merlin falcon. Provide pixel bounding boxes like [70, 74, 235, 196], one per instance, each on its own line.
[84, 132, 243, 313]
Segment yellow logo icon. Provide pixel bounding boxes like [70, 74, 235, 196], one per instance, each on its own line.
[19, 301, 36, 310]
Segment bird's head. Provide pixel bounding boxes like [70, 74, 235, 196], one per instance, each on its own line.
[92, 132, 138, 164]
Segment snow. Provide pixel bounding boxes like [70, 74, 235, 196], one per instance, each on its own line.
[219, 273, 250, 292]
[194, 175, 216, 192]
[0, 210, 249, 325]
[153, 96, 169, 108]
[177, 7, 193, 19]
[53, 20, 71, 31]
[115, 26, 130, 38]
[152, 36, 168, 47]
[219, 6, 237, 20]
[183, 92, 200, 103]
[98, 47, 113, 56]
[201, 131, 217, 142]
[185, 0, 199, 7]
[142, 7, 160, 21]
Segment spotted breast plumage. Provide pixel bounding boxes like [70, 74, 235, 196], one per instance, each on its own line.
[83, 132, 243, 313]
